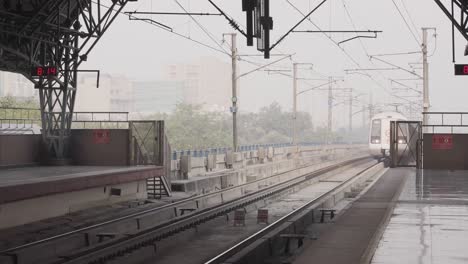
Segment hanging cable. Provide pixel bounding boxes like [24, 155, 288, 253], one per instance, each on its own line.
[284, 0, 413, 106]
[400, 0, 420, 38]
[390, 0, 421, 46]
[93, 0, 230, 56]
[173, 0, 229, 54]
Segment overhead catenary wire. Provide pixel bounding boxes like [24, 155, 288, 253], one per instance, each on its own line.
[206, 0, 246, 36]
[399, 0, 420, 39]
[93, 0, 230, 56]
[91, 0, 357, 122]
[99, 0, 417, 115]
[369, 51, 422, 57]
[390, 0, 421, 46]
[284, 0, 362, 67]
[284, 0, 417, 109]
[192, 1, 334, 83]
[340, 0, 372, 57]
[370, 56, 423, 78]
[339, 0, 424, 111]
[166, 2, 331, 89]
[173, 0, 230, 54]
[239, 57, 331, 93]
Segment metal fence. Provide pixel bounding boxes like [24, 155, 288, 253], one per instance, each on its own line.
[0, 107, 132, 131]
[0, 107, 40, 120]
[129, 121, 166, 166]
[171, 142, 343, 160]
[423, 112, 468, 133]
[390, 121, 422, 168]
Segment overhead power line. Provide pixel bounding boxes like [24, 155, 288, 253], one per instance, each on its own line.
[94, 0, 230, 56]
[125, 11, 223, 16]
[399, 0, 420, 38]
[390, 0, 421, 46]
[284, 0, 417, 106]
[173, 0, 229, 54]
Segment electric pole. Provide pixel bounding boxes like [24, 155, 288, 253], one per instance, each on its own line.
[422, 28, 430, 125]
[228, 33, 238, 151]
[291, 62, 314, 146]
[292, 63, 298, 145]
[328, 76, 333, 144]
[349, 89, 353, 133]
[362, 104, 366, 129]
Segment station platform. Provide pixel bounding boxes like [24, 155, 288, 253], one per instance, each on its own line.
[292, 167, 468, 264]
[0, 165, 164, 229]
[371, 169, 468, 264]
[0, 165, 163, 203]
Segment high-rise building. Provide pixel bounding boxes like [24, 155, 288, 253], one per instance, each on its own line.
[75, 74, 133, 112]
[166, 56, 230, 111]
[0, 71, 37, 99]
[133, 81, 184, 114]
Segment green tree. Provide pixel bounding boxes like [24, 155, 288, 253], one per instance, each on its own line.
[142, 102, 351, 150]
[163, 104, 231, 150]
[0, 95, 40, 120]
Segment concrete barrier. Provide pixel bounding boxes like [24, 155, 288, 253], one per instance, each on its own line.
[171, 145, 367, 195]
[0, 135, 42, 167]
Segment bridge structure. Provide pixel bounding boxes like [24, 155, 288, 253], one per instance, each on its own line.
[0, 0, 134, 160]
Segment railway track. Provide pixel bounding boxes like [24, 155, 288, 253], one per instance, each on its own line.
[0, 155, 370, 264]
[206, 160, 383, 264]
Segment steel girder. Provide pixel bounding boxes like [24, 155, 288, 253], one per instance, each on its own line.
[0, 0, 132, 159]
[434, 0, 468, 41]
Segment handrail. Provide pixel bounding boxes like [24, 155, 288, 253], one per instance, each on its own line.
[422, 112, 468, 134]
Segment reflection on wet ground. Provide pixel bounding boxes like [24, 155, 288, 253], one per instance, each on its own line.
[371, 169, 468, 264]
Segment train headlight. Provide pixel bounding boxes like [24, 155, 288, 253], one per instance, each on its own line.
[398, 139, 405, 144]
[371, 139, 380, 144]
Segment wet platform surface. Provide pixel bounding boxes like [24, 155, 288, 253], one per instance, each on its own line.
[371, 170, 468, 264]
[292, 167, 409, 264]
[0, 165, 163, 203]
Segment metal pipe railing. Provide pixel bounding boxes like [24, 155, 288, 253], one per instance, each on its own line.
[422, 112, 468, 134]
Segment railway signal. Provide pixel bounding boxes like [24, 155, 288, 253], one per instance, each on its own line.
[243, 0, 273, 58]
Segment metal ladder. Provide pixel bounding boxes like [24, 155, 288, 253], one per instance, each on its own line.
[147, 176, 171, 199]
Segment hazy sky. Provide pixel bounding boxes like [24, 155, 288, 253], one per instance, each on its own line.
[83, 0, 467, 129]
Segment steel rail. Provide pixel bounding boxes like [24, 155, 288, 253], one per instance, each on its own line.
[205, 161, 381, 264]
[56, 157, 371, 264]
[0, 152, 366, 256]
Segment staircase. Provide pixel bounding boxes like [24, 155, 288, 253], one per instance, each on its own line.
[147, 176, 171, 199]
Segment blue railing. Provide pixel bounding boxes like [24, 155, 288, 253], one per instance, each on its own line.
[171, 142, 327, 160]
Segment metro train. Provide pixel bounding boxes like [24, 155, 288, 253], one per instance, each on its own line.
[368, 111, 408, 159]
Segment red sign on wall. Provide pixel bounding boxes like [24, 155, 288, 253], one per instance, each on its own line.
[432, 134, 453, 150]
[93, 129, 110, 144]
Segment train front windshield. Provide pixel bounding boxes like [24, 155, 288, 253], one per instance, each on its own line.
[371, 119, 381, 144]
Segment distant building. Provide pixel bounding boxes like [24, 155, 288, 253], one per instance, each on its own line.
[0, 71, 37, 99]
[75, 74, 133, 112]
[75, 74, 111, 112]
[133, 81, 184, 114]
[110, 75, 134, 112]
[166, 56, 230, 111]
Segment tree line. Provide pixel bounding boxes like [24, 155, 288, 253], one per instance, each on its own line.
[0, 96, 367, 150]
[147, 102, 367, 150]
